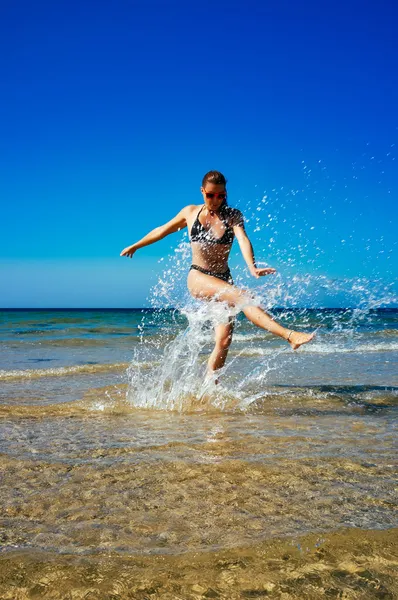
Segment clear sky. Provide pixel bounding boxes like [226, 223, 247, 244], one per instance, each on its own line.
[1, 0, 397, 307]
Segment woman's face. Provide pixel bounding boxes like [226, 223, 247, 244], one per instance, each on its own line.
[200, 182, 227, 211]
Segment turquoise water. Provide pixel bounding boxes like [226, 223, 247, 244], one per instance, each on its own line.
[1, 308, 397, 408]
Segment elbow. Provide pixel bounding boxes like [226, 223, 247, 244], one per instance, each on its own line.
[240, 237, 252, 250]
[155, 226, 167, 239]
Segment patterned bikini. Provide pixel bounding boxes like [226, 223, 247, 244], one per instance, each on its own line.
[189, 205, 236, 283]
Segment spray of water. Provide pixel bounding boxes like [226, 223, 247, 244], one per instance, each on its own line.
[126, 237, 396, 412]
[126, 148, 396, 412]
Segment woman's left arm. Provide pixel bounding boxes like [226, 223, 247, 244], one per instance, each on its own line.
[233, 211, 276, 278]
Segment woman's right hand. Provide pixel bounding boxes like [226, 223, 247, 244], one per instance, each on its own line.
[120, 245, 137, 258]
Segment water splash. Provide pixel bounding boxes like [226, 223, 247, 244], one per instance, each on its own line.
[126, 149, 396, 412]
[126, 245, 396, 412]
[127, 297, 257, 412]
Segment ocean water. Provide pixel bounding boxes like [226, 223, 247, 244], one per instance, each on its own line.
[1, 306, 397, 598]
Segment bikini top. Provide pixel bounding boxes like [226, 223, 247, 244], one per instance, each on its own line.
[190, 205, 235, 245]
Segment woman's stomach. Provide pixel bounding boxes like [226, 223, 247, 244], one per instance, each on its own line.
[190, 242, 232, 272]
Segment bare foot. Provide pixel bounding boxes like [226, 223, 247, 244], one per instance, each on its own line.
[287, 330, 315, 350]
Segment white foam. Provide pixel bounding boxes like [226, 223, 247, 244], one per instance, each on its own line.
[231, 341, 398, 357]
[0, 361, 151, 381]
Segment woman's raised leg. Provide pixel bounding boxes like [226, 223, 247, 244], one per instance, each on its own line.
[241, 305, 314, 349]
[187, 270, 314, 349]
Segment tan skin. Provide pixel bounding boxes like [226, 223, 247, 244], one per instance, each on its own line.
[121, 182, 314, 378]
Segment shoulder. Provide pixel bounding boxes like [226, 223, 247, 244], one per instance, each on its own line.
[178, 205, 201, 229]
[229, 207, 243, 217]
[181, 204, 201, 216]
[226, 207, 244, 226]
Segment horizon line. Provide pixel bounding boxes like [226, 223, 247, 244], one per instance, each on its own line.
[0, 307, 396, 311]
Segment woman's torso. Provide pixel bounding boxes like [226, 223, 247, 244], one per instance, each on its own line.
[186, 205, 236, 273]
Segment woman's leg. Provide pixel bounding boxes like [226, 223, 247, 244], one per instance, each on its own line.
[187, 270, 314, 349]
[207, 318, 234, 373]
[241, 305, 314, 349]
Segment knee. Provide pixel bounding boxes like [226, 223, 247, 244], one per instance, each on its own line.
[215, 334, 233, 351]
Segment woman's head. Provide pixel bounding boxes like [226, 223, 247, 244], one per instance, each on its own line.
[201, 171, 228, 212]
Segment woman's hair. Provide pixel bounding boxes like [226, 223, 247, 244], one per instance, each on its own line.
[202, 170, 227, 188]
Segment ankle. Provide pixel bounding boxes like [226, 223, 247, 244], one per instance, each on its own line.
[286, 330, 294, 342]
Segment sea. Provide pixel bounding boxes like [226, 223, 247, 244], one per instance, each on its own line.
[0, 304, 397, 599]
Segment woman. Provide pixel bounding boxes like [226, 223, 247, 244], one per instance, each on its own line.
[121, 171, 314, 378]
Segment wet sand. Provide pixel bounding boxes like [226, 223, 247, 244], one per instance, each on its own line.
[0, 528, 397, 599]
[1, 405, 397, 599]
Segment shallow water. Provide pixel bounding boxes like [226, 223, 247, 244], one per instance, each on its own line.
[0, 308, 397, 598]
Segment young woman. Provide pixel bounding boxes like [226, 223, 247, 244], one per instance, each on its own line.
[121, 171, 314, 378]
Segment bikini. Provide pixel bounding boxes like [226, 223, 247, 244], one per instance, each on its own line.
[189, 205, 234, 283]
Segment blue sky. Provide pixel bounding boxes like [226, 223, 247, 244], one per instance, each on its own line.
[1, 0, 397, 307]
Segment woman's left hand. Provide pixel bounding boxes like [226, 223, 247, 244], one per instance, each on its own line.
[250, 266, 277, 278]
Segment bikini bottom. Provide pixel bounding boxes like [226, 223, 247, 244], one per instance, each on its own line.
[189, 264, 233, 284]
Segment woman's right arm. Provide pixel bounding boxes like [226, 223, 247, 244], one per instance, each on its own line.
[120, 207, 189, 257]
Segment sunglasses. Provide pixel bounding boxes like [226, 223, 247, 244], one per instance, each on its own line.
[204, 192, 227, 200]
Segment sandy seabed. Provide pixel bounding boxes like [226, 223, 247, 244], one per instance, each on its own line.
[0, 528, 397, 599]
